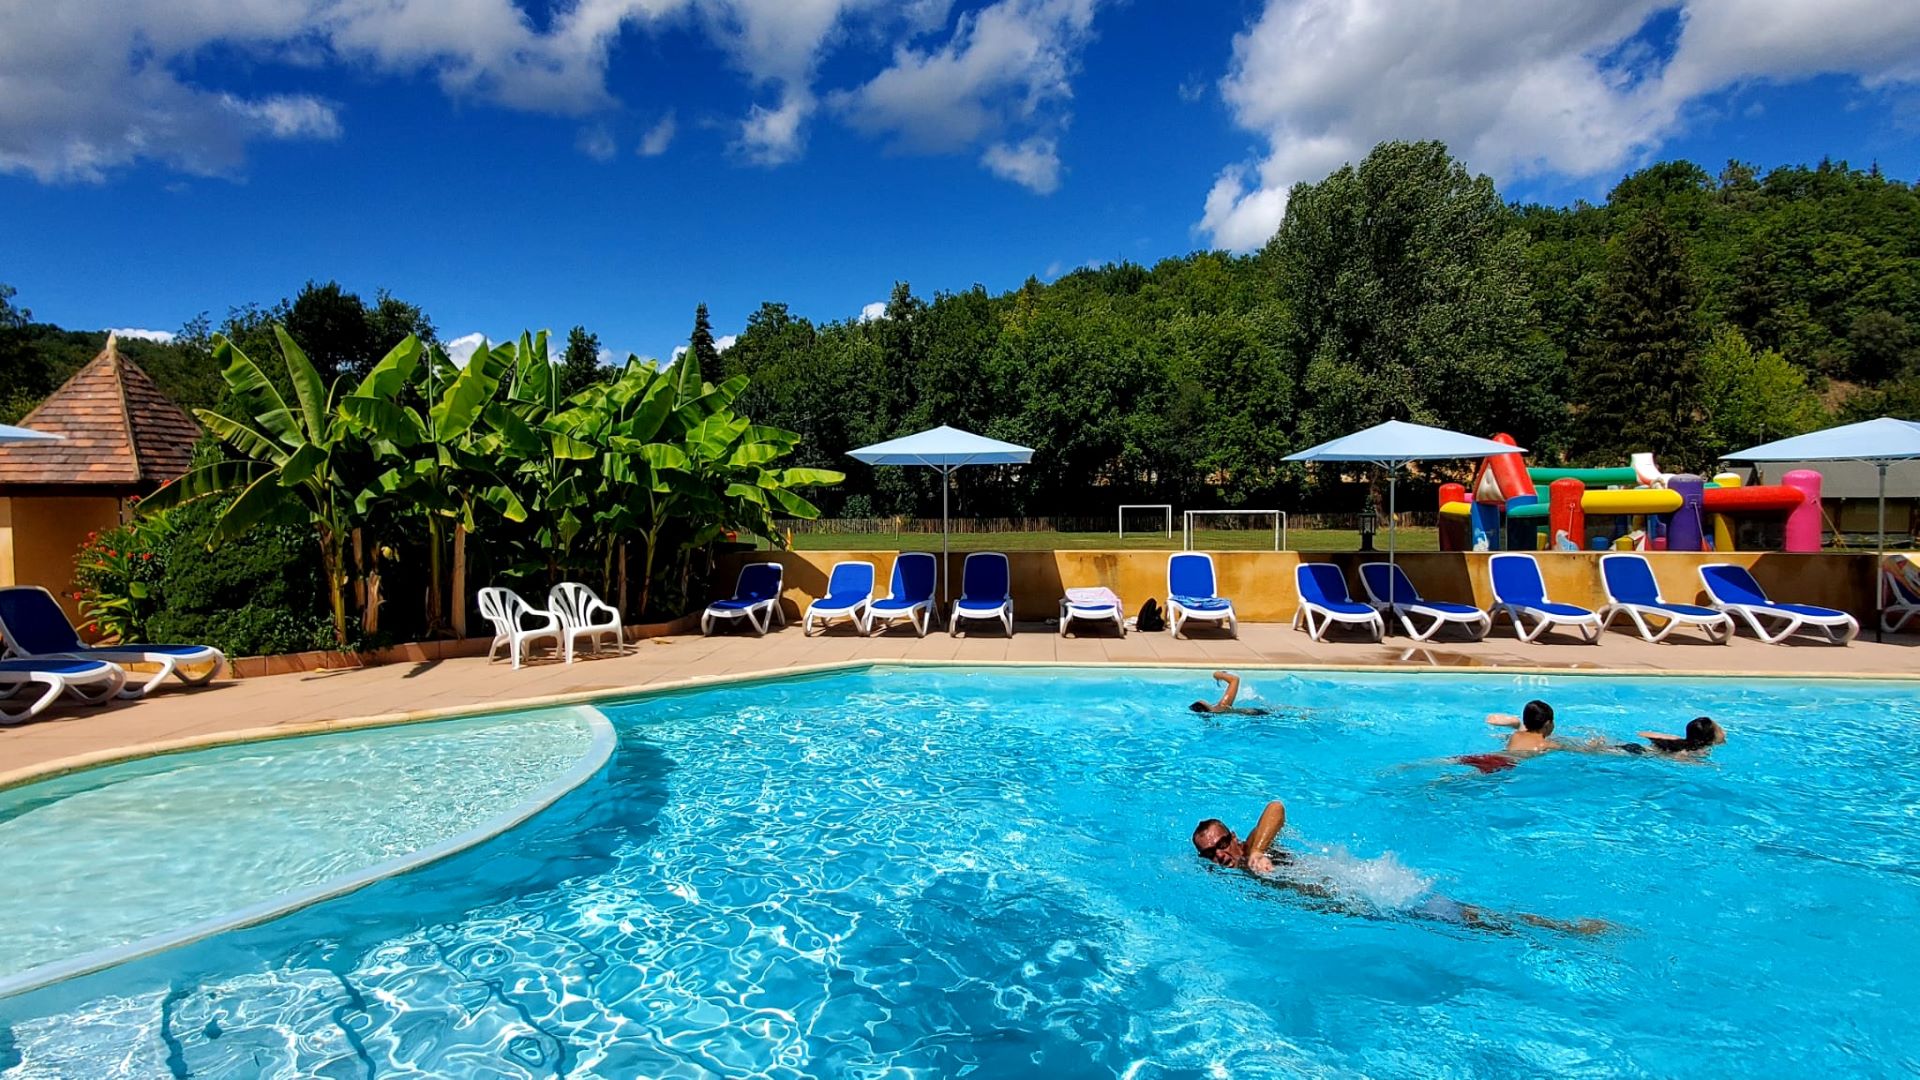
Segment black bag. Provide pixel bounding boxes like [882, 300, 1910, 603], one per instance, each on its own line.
[1136, 598, 1165, 632]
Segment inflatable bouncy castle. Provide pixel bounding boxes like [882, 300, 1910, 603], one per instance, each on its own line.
[1437, 436, 1822, 553]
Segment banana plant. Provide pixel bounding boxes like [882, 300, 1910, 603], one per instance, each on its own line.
[143, 328, 420, 648]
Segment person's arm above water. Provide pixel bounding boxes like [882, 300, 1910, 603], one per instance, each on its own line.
[1212, 671, 1241, 711]
[1242, 800, 1286, 874]
[1486, 713, 1521, 728]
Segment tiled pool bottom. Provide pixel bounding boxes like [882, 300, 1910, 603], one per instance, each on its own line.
[3, 666, 1918, 1077]
[0, 706, 611, 993]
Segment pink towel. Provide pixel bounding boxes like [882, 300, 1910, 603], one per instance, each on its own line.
[1064, 587, 1120, 609]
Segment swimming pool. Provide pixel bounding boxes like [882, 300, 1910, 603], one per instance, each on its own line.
[2, 665, 1916, 1077]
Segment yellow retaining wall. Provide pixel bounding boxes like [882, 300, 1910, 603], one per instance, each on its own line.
[716, 549, 1881, 624]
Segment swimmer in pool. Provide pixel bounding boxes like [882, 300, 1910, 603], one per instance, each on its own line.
[1459, 700, 1562, 772]
[1621, 716, 1726, 755]
[1189, 671, 1271, 715]
[1489, 711, 1726, 757]
[1190, 799, 1608, 936]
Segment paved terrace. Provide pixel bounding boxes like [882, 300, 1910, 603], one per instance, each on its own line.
[3, 621, 1915, 787]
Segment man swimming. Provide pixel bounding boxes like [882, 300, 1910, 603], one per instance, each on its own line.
[1190, 799, 1607, 935]
[1189, 670, 1270, 715]
[1459, 699, 1560, 772]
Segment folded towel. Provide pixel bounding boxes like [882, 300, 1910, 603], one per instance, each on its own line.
[1064, 586, 1120, 608]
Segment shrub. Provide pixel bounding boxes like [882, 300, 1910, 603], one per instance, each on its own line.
[72, 510, 171, 643]
[142, 498, 339, 657]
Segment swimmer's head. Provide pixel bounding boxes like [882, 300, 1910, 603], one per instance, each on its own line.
[1685, 717, 1724, 746]
[1522, 700, 1554, 733]
[1190, 701, 1211, 713]
[1191, 818, 1243, 867]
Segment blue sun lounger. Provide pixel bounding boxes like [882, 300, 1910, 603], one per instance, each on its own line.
[1597, 553, 1732, 643]
[1699, 563, 1858, 644]
[0, 657, 125, 723]
[1293, 563, 1384, 641]
[0, 585, 224, 698]
[702, 562, 786, 635]
[804, 560, 875, 635]
[1488, 553, 1601, 644]
[950, 552, 1013, 636]
[1167, 552, 1236, 638]
[869, 552, 937, 636]
[1358, 562, 1490, 641]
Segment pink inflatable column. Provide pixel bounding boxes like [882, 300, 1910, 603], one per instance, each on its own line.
[1782, 469, 1823, 553]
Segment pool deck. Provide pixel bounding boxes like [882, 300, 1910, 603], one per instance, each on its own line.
[3, 621, 1915, 786]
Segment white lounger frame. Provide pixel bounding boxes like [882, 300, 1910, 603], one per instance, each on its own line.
[1358, 562, 1490, 642]
[1700, 563, 1859, 645]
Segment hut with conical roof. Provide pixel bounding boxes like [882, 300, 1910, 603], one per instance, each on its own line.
[0, 334, 201, 622]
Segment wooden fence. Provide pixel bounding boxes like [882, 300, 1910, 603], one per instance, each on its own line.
[775, 512, 1438, 535]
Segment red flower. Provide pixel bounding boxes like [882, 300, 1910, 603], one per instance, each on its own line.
[142, 553, 153, 561]
[106, 549, 118, 557]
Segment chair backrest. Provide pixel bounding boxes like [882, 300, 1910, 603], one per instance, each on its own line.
[1489, 554, 1548, 606]
[1167, 552, 1217, 599]
[1884, 557, 1920, 605]
[823, 560, 876, 600]
[1296, 563, 1354, 606]
[959, 552, 1011, 602]
[733, 562, 784, 602]
[1599, 554, 1661, 604]
[477, 586, 534, 633]
[1358, 562, 1418, 605]
[549, 581, 608, 627]
[1699, 563, 1768, 606]
[0, 586, 85, 656]
[886, 552, 938, 603]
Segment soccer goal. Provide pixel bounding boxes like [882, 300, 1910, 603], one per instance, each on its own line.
[1118, 503, 1174, 540]
[1184, 510, 1287, 551]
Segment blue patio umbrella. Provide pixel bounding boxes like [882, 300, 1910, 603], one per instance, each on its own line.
[1724, 417, 1920, 640]
[1285, 421, 1526, 607]
[848, 426, 1034, 617]
[0, 423, 60, 444]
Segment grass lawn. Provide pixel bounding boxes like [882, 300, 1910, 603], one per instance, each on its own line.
[771, 527, 1440, 553]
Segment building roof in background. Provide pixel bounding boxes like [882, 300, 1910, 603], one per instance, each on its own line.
[0, 335, 200, 488]
[1733, 459, 1920, 499]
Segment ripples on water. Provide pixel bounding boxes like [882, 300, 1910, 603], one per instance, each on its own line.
[3, 667, 1918, 1078]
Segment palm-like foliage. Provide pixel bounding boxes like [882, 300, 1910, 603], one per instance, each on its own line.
[147, 324, 840, 646]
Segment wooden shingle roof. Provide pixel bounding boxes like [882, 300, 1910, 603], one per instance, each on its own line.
[0, 335, 201, 489]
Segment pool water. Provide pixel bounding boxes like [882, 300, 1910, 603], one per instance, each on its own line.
[2, 666, 1918, 1078]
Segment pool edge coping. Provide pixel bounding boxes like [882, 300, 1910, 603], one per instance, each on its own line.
[0, 704, 618, 1001]
[7, 656, 1917, 796]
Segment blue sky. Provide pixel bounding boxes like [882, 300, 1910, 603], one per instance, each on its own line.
[3, 1, 1919, 363]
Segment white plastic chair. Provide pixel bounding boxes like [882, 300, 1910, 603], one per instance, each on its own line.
[804, 561, 876, 635]
[1167, 552, 1236, 639]
[1699, 563, 1858, 645]
[704, 563, 786, 636]
[550, 582, 623, 662]
[1881, 558, 1920, 635]
[1293, 563, 1386, 642]
[478, 587, 563, 668]
[1488, 553, 1603, 644]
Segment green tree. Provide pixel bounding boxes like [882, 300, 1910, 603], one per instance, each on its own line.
[1697, 326, 1826, 452]
[1572, 211, 1705, 467]
[558, 325, 606, 398]
[687, 303, 724, 384]
[1266, 140, 1562, 455]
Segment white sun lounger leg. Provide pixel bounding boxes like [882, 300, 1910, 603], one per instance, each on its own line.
[0, 677, 66, 724]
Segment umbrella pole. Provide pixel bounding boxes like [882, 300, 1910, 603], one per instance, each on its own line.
[1877, 462, 1888, 643]
[941, 464, 951, 629]
[1388, 469, 1398, 611]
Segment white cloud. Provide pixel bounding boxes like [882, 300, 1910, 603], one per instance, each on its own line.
[859, 300, 887, 321]
[737, 91, 813, 164]
[638, 111, 677, 156]
[714, 334, 737, 351]
[1198, 0, 1920, 251]
[443, 332, 488, 368]
[981, 135, 1060, 193]
[109, 327, 177, 343]
[833, 0, 1099, 187]
[577, 124, 618, 161]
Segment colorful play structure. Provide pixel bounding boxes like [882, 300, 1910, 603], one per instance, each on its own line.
[1437, 434, 1823, 553]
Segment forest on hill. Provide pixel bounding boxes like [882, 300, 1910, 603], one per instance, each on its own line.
[5, 141, 1917, 519]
